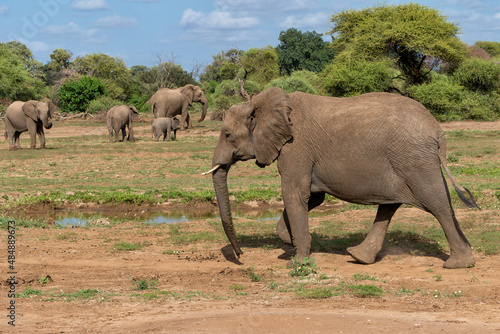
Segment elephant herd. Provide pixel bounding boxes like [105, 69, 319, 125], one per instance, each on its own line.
[3, 84, 481, 269]
[3, 84, 208, 149]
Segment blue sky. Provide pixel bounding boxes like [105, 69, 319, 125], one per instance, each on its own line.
[1, 0, 499, 73]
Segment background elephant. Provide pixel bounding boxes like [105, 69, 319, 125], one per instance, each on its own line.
[147, 84, 207, 130]
[151, 117, 180, 141]
[106, 105, 139, 142]
[209, 87, 479, 269]
[4, 100, 55, 150]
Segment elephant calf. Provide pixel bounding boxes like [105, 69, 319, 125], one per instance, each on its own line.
[106, 105, 139, 142]
[152, 117, 180, 141]
[4, 100, 56, 150]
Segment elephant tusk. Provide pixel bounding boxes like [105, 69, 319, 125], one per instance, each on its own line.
[202, 164, 220, 175]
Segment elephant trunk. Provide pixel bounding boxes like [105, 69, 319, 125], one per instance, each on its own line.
[43, 118, 53, 129]
[212, 164, 243, 258]
[198, 95, 208, 122]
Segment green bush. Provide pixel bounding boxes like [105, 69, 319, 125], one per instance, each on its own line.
[86, 96, 122, 114]
[267, 70, 319, 94]
[452, 58, 500, 93]
[58, 76, 106, 113]
[321, 59, 394, 97]
[409, 74, 499, 121]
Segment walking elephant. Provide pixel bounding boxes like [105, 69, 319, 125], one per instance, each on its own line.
[4, 100, 56, 150]
[208, 87, 479, 269]
[151, 117, 180, 141]
[147, 84, 207, 130]
[106, 105, 139, 142]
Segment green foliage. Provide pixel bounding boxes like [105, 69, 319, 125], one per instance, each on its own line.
[58, 76, 107, 113]
[48, 48, 71, 71]
[244, 266, 262, 282]
[321, 58, 394, 97]
[73, 53, 133, 100]
[86, 96, 122, 114]
[452, 58, 500, 93]
[132, 279, 158, 291]
[289, 257, 318, 277]
[409, 73, 499, 121]
[0, 45, 46, 100]
[267, 70, 320, 94]
[328, 3, 466, 85]
[276, 28, 335, 75]
[475, 41, 500, 57]
[244, 46, 280, 85]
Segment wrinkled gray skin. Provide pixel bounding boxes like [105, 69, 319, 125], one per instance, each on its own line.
[147, 84, 207, 130]
[4, 100, 55, 150]
[106, 105, 139, 142]
[151, 117, 180, 141]
[211, 87, 479, 269]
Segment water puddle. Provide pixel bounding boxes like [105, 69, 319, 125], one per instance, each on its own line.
[53, 208, 284, 227]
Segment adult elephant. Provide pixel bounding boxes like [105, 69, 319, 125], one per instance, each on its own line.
[208, 87, 479, 269]
[106, 105, 139, 142]
[148, 84, 207, 130]
[4, 100, 56, 150]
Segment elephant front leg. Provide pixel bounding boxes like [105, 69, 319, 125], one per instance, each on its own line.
[347, 203, 401, 264]
[281, 183, 313, 263]
[37, 124, 46, 149]
[277, 192, 325, 246]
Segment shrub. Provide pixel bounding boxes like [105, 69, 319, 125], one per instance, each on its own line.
[452, 58, 500, 94]
[409, 74, 499, 121]
[58, 76, 106, 113]
[267, 70, 319, 94]
[86, 96, 122, 114]
[321, 59, 394, 97]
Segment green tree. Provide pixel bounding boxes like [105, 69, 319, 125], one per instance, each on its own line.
[57, 76, 106, 113]
[73, 53, 132, 100]
[200, 52, 227, 82]
[48, 48, 72, 71]
[328, 3, 467, 85]
[0, 44, 46, 100]
[276, 28, 335, 75]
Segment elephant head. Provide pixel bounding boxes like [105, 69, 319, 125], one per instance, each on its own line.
[23, 100, 56, 129]
[181, 84, 207, 122]
[129, 106, 139, 116]
[210, 87, 293, 257]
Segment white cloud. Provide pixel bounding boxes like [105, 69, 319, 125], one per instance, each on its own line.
[181, 9, 259, 30]
[0, 6, 9, 15]
[94, 13, 138, 27]
[215, 0, 311, 12]
[280, 12, 330, 30]
[41, 22, 105, 43]
[71, 0, 109, 11]
[494, 12, 500, 19]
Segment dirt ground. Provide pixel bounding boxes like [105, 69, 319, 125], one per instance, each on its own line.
[1, 120, 500, 333]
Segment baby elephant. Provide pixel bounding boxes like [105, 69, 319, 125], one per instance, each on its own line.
[152, 117, 180, 141]
[106, 105, 139, 142]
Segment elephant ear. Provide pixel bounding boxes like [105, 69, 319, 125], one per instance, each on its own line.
[181, 84, 194, 105]
[250, 87, 293, 167]
[129, 106, 139, 114]
[47, 101, 57, 117]
[22, 101, 38, 121]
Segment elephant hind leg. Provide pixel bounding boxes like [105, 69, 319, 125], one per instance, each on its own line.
[347, 203, 401, 264]
[417, 175, 474, 268]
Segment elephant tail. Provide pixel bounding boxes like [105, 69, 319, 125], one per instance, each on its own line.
[438, 130, 480, 209]
[4, 128, 7, 140]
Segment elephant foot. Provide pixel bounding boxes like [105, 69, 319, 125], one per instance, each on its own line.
[346, 244, 377, 264]
[443, 253, 475, 269]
